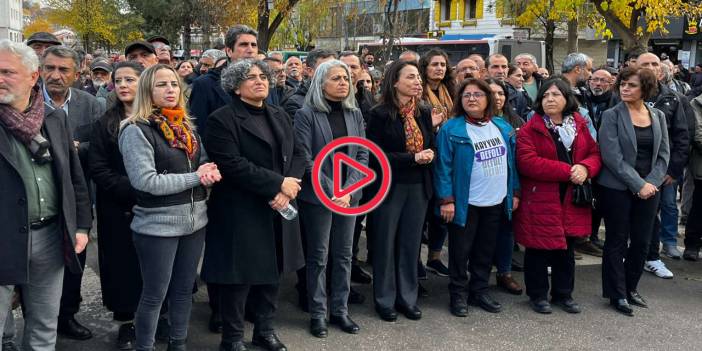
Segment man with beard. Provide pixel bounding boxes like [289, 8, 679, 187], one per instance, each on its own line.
[661, 59, 691, 96]
[264, 56, 293, 103]
[81, 60, 112, 109]
[514, 53, 543, 102]
[40, 45, 104, 342]
[0, 39, 91, 351]
[636, 53, 691, 279]
[285, 56, 303, 89]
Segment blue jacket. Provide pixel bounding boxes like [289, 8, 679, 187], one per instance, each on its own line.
[433, 116, 520, 227]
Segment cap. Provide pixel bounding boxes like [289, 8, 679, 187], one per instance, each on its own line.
[26, 32, 61, 46]
[90, 60, 113, 73]
[146, 35, 170, 47]
[124, 40, 156, 56]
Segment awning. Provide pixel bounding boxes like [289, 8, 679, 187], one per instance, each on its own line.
[440, 34, 496, 40]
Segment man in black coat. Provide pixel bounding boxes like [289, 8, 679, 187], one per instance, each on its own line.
[189, 24, 282, 136]
[0, 39, 91, 351]
[636, 53, 691, 275]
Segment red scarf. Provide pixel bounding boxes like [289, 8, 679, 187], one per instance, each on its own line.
[465, 113, 491, 126]
[149, 107, 199, 160]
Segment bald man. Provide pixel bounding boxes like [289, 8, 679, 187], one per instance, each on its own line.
[454, 58, 480, 84]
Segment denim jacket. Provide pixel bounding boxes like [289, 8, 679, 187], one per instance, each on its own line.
[433, 116, 520, 227]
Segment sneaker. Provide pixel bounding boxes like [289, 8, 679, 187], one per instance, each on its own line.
[662, 244, 682, 260]
[574, 241, 603, 257]
[425, 259, 449, 277]
[644, 260, 674, 279]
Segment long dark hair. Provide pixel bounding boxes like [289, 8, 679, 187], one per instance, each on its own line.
[484, 78, 524, 128]
[451, 78, 496, 119]
[106, 61, 144, 140]
[378, 60, 420, 119]
[418, 48, 455, 97]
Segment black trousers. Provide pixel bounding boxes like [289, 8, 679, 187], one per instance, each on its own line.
[590, 182, 603, 241]
[524, 238, 575, 301]
[59, 248, 87, 320]
[684, 179, 702, 250]
[600, 186, 660, 300]
[219, 284, 278, 344]
[447, 204, 502, 298]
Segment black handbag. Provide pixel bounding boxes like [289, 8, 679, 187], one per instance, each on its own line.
[572, 180, 594, 207]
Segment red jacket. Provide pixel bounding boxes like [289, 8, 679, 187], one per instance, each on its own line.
[514, 113, 602, 250]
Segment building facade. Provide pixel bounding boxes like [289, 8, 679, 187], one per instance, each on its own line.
[0, 0, 23, 43]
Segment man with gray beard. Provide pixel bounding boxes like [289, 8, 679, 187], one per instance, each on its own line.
[285, 56, 303, 89]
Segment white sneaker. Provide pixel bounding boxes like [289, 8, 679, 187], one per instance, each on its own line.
[644, 260, 674, 279]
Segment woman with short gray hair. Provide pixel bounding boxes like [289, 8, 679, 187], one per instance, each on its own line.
[293, 59, 366, 338]
[202, 59, 306, 351]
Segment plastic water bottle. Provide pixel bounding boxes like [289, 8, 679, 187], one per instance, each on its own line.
[278, 203, 298, 220]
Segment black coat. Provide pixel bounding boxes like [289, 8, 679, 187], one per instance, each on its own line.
[0, 106, 91, 285]
[202, 95, 306, 285]
[88, 106, 141, 313]
[365, 103, 435, 199]
[646, 83, 691, 179]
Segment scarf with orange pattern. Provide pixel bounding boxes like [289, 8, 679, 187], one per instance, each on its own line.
[149, 107, 198, 160]
[399, 97, 424, 153]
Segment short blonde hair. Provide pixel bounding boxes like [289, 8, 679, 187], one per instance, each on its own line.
[121, 64, 192, 129]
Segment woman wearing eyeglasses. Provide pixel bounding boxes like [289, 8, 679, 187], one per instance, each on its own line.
[434, 78, 519, 317]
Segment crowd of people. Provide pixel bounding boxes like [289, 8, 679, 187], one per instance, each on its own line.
[1, 23, 702, 351]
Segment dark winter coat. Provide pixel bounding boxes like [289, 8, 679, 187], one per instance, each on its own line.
[202, 95, 306, 285]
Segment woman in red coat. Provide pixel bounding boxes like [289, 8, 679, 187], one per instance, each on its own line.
[514, 78, 602, 315]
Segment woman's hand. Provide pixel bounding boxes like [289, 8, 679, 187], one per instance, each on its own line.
[197, 163, 222, 186]
[431, 107, 445, 127]
[269, 192, 291, 211]
[331, 194, 351, 208]
[414, 149, 435, 164]
[513, 197, 520, 211]
[637, 183, 658, 199]
[281, 177, 302, 199]
[440, 203, 455, 223]
[569, 164, 589, 185]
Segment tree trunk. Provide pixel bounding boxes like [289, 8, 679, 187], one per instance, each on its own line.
[183, 25, 192, 60]
[567, 18, 578, 53]
[545, 19, 555, 74]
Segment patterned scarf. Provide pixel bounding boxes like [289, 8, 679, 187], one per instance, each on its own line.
[425, 83, 453, 125]
[149, 107, 199, 160]
[399, 97, 424, 153]
[542, 114, 577, 151]
[0, 85, 45, 146]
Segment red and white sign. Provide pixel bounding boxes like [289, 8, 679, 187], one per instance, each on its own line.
[312, 137, 391, 216]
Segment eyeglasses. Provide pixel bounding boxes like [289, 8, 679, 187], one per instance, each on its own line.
[461, 92, 486, 99]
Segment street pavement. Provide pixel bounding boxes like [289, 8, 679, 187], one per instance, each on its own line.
[8, 234, 702, 351]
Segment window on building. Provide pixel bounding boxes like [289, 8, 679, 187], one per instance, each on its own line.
[465, 0, 477, 19]
[441, 0, 451, 21]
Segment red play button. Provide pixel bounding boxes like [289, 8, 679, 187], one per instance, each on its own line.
[312, 136, 392, 216]
[333, 152, 376, 199]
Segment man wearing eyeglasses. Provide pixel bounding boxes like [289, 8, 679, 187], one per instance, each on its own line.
[147, 35, 172, 66]
[454, 58, 479, 84]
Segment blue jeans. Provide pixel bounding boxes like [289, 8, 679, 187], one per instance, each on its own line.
[647, 181, 679, 261]
[133, 229, 205, 350]
[659, 181, 679, 246]
[494, 217, 514, 274]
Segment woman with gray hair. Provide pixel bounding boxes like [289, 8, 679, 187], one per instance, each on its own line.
[293, 60, 367, 338]
[202, 59, 306, 351]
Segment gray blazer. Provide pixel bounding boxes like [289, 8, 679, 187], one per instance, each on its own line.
[597, 102, 670, 193]
[294, 104, 368, 205]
